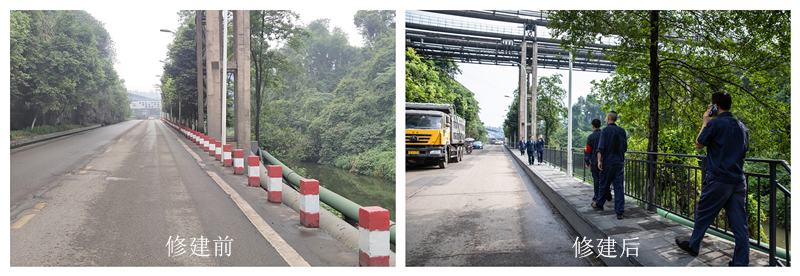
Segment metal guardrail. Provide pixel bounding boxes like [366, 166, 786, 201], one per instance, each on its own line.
[253, 145, 396, 245]
[540, 145, 791, 266]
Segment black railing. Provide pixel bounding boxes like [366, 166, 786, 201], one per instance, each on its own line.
[541, 145, 791, 266]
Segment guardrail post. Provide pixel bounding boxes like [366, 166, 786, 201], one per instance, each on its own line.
[299, 179, 320, 228]
[248, 156, 260, 187]
[203, 135, 210, 152]
[358, 206, 390, 266]
[769, 162, 777, 266]
[267, 165, 282, 203]
[215, 141, 222, 161]
[223, 145, 232, 167]
[233, 149, 244, 174]
[208, 138, 216, 156]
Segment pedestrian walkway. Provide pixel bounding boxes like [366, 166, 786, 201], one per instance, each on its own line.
[504, 146, 771, 266]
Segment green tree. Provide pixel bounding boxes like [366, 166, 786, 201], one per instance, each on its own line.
[548, 10, 790, 160]
[536, 73, 567, 145]
[250, 10, 308, 143]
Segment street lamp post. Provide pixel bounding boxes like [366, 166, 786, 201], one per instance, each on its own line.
[160, 29, 180, 125]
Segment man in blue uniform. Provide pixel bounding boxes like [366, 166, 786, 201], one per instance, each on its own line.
[526, 136, 536, 165]
[535, 135, 545, 165]
[592, 111, 627, 220]
[585, 119, 611, 202]
[676, 91, 750, 266]
[518, 138, 525, 156]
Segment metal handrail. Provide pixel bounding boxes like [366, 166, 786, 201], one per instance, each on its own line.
[540, 145, 790, 266]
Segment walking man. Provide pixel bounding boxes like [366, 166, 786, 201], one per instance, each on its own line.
[535, 135, 545, 165]
[592, 111, 627, 220]
[676, 91, 750, 266]
[518, 138, 525, 156]
[526, 136, 536, 166]
[585, 119, 611, 202]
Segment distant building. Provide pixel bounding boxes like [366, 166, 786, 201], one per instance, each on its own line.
[128, 92, 161, 119]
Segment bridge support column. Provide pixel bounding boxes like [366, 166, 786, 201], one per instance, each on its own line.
[196, 11, 205, 133]
[518, 40, 527, 143]
[232, 10, 252, 168]
[204, 10, 222, 141]
[530, 38, 538, 141]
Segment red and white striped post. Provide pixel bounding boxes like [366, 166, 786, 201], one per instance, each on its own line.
[223, 145, 233, 167]
[267, 165, 282, 203]
[197, 132, 203, 146]
[233, 149, 244, 175]
[248, 156, 260, 187]
[215, 141, 222, 161]
[299, 179, 319, 228]
[358, 206, 390, 266]
[203, 135, 210, 152]
[208, 138, 216, 156]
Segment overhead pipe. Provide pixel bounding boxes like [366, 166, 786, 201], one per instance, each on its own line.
[256, 147, 396, 244]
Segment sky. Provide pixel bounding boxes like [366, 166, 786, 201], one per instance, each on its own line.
[407, 10, 612, 129]
[84, 9, 364, 94]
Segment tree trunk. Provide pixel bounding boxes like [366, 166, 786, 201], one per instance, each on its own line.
[645, 10, 660, 212]
[30, 115, 37, 130]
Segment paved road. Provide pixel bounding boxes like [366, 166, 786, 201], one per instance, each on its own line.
[10, 120, 354, 266]
[406, 144, 594, 266]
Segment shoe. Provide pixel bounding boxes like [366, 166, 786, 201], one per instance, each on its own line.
[592, 202, 604, 211]
[616, 213, 624, 220]
[675, 238, 699, 257]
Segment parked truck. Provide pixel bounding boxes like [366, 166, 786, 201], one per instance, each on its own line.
[405, 102, 466, 169]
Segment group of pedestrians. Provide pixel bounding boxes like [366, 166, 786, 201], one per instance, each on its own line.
[518, 135, 544, 166]
[580, 92, 750, 266]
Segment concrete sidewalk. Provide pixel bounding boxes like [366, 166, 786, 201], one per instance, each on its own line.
[504, 146, 771, 267]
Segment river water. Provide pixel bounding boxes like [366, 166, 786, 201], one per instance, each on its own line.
[284, 161, 396, 221]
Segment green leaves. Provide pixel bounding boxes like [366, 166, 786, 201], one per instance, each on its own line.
[10, 10, 130, 129]
[548, 10, 790, 160]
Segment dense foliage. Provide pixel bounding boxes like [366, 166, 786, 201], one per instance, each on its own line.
[256, 11, 396, 180]
[547, 10, 791, 160]
[545, 10, 791, 231]
[405, 48, 488, 141]
[10, 10, 131, 131]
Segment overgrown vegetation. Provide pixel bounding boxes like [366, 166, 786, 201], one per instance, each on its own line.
[506, 11, 791, 235]
[159, 11, 396, 181]
[10, 11, 131, 131]
[405, 48, 488, 141]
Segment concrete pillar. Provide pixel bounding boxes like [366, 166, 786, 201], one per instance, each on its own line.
[531, 38, 538, 142]
[518, 40, 527, 142]
[196, 11, 205, 133]
[233, 10, 252, 168]
[205, 10, 222, 141]
[567, 51, 573, 176]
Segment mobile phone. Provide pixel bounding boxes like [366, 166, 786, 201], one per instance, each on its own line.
[710, 105, 718, 117]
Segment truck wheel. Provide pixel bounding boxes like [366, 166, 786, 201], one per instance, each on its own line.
[439, 151, 448, 169]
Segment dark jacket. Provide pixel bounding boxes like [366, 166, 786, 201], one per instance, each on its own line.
[584, 129, 601, 166]
[597, 123, 627, 165]
[525, 139, 536, 152]
[696, 112, 749, 183]
[518, 140, 525, 150]
[535, 138, 544, 152]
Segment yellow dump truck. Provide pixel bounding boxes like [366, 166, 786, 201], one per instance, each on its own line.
[406, 102, 466, 169]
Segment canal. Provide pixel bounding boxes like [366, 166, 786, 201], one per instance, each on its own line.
[284, 161, 396, 222]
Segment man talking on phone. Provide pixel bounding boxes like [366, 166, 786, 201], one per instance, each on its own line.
[676, 91, 750, 266]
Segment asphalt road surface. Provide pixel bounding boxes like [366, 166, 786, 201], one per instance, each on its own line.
[405, 144, 595, 266]
[10, 120, 353, 266]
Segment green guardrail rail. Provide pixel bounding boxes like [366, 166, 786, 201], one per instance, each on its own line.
[255, 147, 396, 245]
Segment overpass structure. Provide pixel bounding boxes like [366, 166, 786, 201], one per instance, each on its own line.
[406, 10, 618, 176]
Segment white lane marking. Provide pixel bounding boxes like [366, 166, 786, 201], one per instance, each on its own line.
[159, 121, 310, 267]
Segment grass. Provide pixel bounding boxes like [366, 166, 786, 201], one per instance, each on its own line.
[11, 124, 89, 140]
